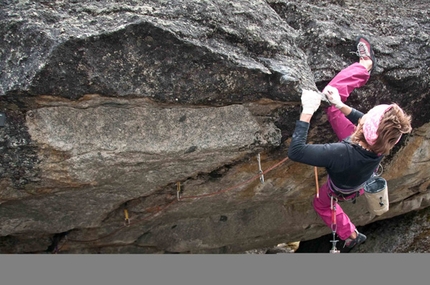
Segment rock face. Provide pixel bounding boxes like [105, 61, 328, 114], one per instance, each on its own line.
[0, 0, 429, 253]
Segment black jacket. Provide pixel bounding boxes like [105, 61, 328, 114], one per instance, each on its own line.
[288, 108, 383, 189]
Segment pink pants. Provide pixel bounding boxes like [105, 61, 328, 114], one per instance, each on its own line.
[313, 63, 370, 240]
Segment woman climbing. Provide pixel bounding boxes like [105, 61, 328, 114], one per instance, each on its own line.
[288, 36, 412, 250]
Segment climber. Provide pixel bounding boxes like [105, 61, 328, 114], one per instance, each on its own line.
[288, 36, 412, 250]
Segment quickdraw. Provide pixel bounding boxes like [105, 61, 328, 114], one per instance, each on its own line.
[124, 209, 130, 227]
[177, 182, 181, 201]
[257, 153, 264, 184]
[329, 195, 340, 253]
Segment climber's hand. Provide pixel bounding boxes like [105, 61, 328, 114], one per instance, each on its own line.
[323, 85, 345, 109]
[301, 89, 322, 115]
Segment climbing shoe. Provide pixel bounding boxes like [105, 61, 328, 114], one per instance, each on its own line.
[354, 36, 376, 74]
[343, 229, 367, 249]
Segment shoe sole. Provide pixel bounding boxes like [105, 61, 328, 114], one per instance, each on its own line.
[355, 36, 376, 74]
[344, 235, 367, 249]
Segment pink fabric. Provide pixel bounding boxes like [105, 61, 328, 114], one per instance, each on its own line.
[313, 184, 364, 240]
[325, 63, 370, 141]
[313, 62, 370, 240]
[363, 104, 393, 145]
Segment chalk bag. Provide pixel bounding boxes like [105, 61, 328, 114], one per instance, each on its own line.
[364, 176, 389, 216]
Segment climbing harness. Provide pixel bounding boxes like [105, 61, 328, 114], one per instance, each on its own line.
[329, 195, 340, 253]
[327, 176, 362, 204]
[257, 153, 264, 184]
